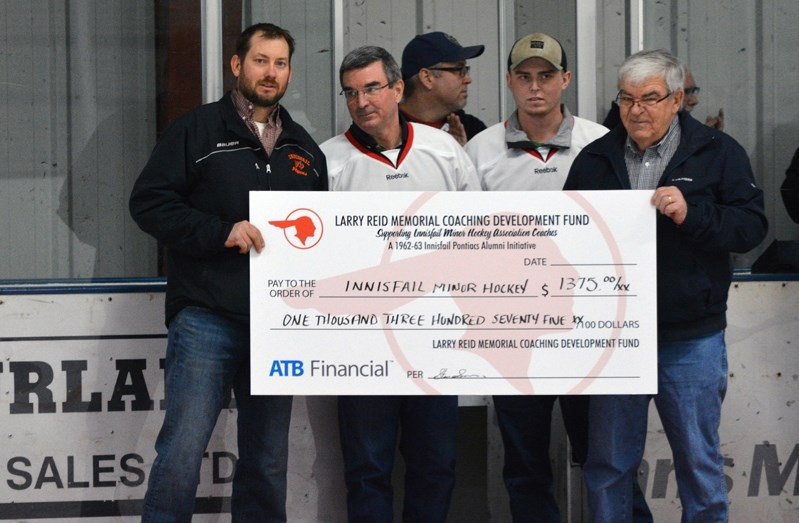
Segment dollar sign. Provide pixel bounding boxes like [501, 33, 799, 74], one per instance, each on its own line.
[541, 283, 549, 297]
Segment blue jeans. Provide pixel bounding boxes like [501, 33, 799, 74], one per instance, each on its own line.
[584, 331, 729, 523]
[337, 395, 458, 523]
[493, 395, 652, 523]
[142, 307, 293, 523]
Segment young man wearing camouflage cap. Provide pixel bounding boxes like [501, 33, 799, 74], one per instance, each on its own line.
[466, 33, 654, 523]
[466, 32, 608, 190]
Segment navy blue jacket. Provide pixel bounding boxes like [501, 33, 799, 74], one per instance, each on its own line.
[130, 92, 328, 325]
[564, 111, 767, 341]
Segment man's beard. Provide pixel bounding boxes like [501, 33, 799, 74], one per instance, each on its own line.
[239, 78, 286, 108]
[442, 91, 466, 113]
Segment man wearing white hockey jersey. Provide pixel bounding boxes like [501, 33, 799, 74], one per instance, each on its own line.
[465, 33, 654, 523]
[320, 45, 479, 523]
[466, 33, 608, 191]
[323, 46, 479, 193]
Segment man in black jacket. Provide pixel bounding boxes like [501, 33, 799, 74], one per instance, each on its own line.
[399, 31, 487, 145]
[564, 49, 766, 522]
[130, 23, 327, 522]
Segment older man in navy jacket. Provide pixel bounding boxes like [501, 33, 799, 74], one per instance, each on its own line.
[564, 49, 767, 522]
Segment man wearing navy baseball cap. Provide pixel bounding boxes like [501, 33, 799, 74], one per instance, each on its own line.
[400, 31, 487, 145]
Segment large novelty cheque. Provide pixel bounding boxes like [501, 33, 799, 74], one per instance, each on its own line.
[250, 191, 656, 396]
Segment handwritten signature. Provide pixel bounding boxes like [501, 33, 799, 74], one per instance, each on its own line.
[432, 368, 486, 379]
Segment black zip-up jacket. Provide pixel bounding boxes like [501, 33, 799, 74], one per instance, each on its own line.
[130, 92, 328, 325]
[564, 111, 767, 341]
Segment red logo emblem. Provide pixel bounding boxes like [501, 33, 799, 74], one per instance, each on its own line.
[269, 208, 323, 249]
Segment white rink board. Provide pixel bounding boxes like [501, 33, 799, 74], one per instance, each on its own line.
[0, 280, 796, 521]
[643, 281, 798, 522]
[0, 290, 236, 519]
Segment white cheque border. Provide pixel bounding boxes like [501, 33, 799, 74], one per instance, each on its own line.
[249, 190, 657, 396]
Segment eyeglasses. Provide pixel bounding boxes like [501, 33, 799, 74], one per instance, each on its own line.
[427, 65, 471, 78]
[340, 82, 392, 101]
[684, 86, 701, 95]
[615, 91, 673, 109]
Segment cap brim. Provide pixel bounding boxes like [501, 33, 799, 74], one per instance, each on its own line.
[511, 56, 563, 71]
[402, 44, 485, 79]
[453, 44, 485, 61]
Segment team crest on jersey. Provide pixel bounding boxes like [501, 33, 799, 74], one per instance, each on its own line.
[289, 153, 311, 176]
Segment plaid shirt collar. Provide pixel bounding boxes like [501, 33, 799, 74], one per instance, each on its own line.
[231, 89, 283, 155]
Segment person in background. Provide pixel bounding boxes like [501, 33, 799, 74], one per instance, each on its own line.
[683, 67, 724, 130]
[400, 31, 486, 145]
[781, 146, 799, 223]
[321, 45, 479, 522]
[129, 22, 328, 522]
[565, 48, 767, 522]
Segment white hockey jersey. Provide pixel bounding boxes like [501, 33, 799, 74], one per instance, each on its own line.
[465, 107, 608, 191]
[321, 121, 480, 192]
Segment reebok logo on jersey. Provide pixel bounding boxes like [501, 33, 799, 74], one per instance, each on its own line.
[386, 172, 410, 181]
[289, 153, 311, 176]
[534, 166, 558, 175]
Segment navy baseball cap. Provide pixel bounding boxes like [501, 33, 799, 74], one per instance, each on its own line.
[401, 31, 485, 79]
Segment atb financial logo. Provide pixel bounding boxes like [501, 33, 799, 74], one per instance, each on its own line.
[269, 360, 304, 377]
[269, 208, 323, 249]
